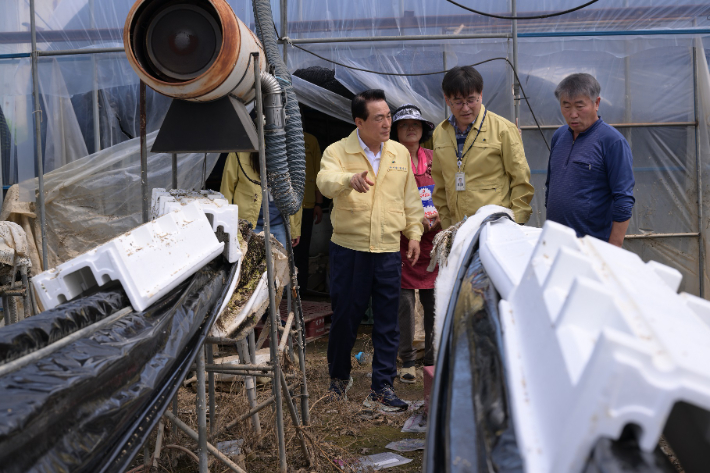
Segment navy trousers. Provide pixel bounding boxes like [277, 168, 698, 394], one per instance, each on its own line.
[327, 242, 402, 391]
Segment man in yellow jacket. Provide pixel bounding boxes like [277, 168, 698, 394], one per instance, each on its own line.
[220, 151, 301, 248]
[317, 89, 424, 411]
[432, 66, 534, 227]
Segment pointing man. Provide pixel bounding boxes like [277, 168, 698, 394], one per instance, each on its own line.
[317, 89, 424, 412]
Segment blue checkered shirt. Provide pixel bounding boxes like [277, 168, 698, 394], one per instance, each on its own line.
[448, 115, 473, 159]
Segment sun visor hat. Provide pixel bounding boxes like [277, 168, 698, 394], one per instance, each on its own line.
[392, 104, 435, 130]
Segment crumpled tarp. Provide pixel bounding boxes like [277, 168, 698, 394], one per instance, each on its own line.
[0, 221, 30, 268]
[0, 259, 234, 473]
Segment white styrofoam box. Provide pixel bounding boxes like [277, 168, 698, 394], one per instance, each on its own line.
[33, 202, 224, 312]
[151, 188, 242, 263]
[477, 218, 710, 472]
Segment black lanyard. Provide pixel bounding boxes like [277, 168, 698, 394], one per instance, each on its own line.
[456, 108, 487, 170]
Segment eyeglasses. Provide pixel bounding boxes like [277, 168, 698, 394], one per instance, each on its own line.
[449, 96, 480, 108]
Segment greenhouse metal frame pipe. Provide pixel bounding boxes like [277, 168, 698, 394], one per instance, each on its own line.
[29, 0, 48, 271]
[164, 411, 247, 473]
[171, 154, 178, 189]
[512, 0, 520, 126]
[254, 51, 288, 473]
[693, 46, 705, 298]
[281, 32, 511, 44]
[519, 121, 697, 130]
[90, 0, 100, 155]
[281, 0, 288, 65]
[625, 232, 700, 240]
[206, 345, 216, 436]
[196, 347, 208, 473]
[140, 81, 149, 224]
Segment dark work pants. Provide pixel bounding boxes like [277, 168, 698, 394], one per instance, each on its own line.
[327, 242, 402, 391]
[294, 207, 314, 292]
[398, 288, 435, 367]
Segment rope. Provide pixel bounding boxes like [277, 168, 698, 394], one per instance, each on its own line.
[446, 0, 599, 20]
[288, 45, 550, 151]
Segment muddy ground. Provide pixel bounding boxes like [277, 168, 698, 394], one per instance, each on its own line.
[127, 326, 427, 472]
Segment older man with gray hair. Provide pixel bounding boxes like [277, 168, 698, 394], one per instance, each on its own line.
[545, 73, 635, 246]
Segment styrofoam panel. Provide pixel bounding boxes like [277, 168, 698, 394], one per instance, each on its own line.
[33, 202, 224, 312]
[151, 188, 241, 263]
[478, 218, 710, 472]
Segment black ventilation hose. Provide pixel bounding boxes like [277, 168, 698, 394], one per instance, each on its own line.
[253, 0, 305, 217]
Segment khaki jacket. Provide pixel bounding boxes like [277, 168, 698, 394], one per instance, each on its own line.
[431, 104, 534, 227]
[316, 130, 423, 252]
[220, 152, 302, 238]
[302, 133, 322, 209]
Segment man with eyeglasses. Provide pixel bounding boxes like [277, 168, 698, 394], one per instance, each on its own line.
[431, 66, 534, 228]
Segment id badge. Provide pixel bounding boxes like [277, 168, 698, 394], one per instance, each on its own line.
[455, 172, 466, 191]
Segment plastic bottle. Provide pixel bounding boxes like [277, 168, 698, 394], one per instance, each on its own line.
[355, 352, 371, 365]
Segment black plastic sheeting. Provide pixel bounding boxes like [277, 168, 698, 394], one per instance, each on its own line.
[0, 259, 237, 473]
[583, 426, 675, 473]
[425, 215, 678, 473]
[0, 284, 128, 365]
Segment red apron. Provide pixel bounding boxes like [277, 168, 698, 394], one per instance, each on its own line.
[400, 147, 439, 289]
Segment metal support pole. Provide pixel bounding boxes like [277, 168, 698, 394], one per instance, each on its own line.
[206, 345, 216, 436]
[165, 411, 247, 473]
[282, 32, 510, 44]
[281, 0, 288, 65]
[442, 50, 448, 121]
[29, 0, 48, 271]
[254, 52, 287, 473]
[279, 369, 311, 465]
[172, 394, 178, 436]
[693, 46, 705, 298]
[237, 337, 262, 434]
[172, 153, 178, 189]
[248, 330, 257, 363]
[293, 294, 310, 425]
[223, 381, 299, 429]
[511, 0, 520, 125]
[90, 0, 100, 154]
[196, 346, 208, 473]
[140, 81, 149, 223]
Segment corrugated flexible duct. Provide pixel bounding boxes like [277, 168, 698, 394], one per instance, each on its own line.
[253, 0, 305, 217]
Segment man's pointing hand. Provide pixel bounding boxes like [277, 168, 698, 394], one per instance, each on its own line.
[350, 171, 375, 193]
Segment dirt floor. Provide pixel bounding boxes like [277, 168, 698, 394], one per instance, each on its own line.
[124, 323, 688, 473]
[127, 326, 427, 472]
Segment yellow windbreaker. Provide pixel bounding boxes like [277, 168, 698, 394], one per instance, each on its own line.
[302, 133, 322, 209]
[220, 152, 302, 238]
[316, 130, 424, 253]
[431, 104, 534, 227]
